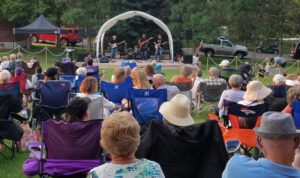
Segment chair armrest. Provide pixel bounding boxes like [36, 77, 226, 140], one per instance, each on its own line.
[27, 141, 46, 160]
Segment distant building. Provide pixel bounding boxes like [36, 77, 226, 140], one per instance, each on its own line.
[0, 21, 27, 49]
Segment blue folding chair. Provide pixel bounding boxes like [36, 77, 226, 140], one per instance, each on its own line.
[154, 65, 162, 73]
[59, 75, 75, 86]
[100, 81, 132, 106]
[120, 61, 137, 69]
[35, 80, 71, 120]
[85, 66, 99, 81]
[292, 100, 300, 129]
[72, 75, 86, 93]
[127, 88, 167, 125]
[124, 76, 133, 87]
[0, 82, 22, 113]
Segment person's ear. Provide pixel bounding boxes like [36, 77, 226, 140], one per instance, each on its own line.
[294, 137, 300, 149]
[256, 136, 263, 149]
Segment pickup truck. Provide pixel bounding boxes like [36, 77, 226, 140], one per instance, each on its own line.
[199, 37, 248, 59]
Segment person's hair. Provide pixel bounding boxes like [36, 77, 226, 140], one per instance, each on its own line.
[124, 66, 131, 77]
[287, 86, 300, 105]
[195, 68, 202, 77]
[76, 67, 87, 76]
[153, 73, 165, 86]
[45, 67, 58, 80]
[181, 66, 192, 77]
[65, 97, 90, 122]
[131, 69, 151, 89]
[0, 70, 11, 82]
[87, 58, 93, 66]
[9, 54, 16, 61]
[80, 76, 98, 94]
[113, 68, 126, 80]
[228, 74, 243, 88]
[100, 111, 140, 157]
[144, 65, 155, 76]
[36, 67, 42, 74]
[2, 56, 8, 61]
[209, 67, 219, 77]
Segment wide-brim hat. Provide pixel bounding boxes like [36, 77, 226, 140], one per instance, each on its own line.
[243, 80, 272, 101]
[219, 60, 230, 67]
[159, 94, 194, 127]
[254, 111, 300, 139]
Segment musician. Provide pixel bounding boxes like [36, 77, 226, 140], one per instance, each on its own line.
[138, 34, 150, 60]
[154, 34, 164, 61]
[109, 35, 125, 61]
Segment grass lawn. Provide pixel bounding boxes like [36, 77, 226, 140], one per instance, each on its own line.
[0, 44, 299, 177]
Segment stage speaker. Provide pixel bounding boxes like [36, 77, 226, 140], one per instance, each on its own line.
[100, 56, 109, 63]
[77, 53, 87, 62]
[186, 29, 193, 40]
[183, 55, 193, 64]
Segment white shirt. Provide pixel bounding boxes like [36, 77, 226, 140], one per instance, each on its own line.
[191, 77, 204, 100]
[193, 55, 199, 65]
[218, 89, 245, 116]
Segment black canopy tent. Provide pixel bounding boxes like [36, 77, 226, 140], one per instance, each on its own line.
[13, 15, 60, 34]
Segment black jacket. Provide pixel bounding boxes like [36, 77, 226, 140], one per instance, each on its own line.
[136, 120, 228, 178]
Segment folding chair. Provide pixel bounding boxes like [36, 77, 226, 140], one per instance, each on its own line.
[124, 76, 133, 87]
[57, 62, 77, 75]
[0, 82, 23, 113]
[166, 82, 192, 103]
[120, 61, 137, 69]
[72, 75, 86, 92]
[292, 100, 300, 129]
[34, 80, 70, 121]
[23, 119, 104, 177]
[59, 75, 75, 86]
[136, 120, 228, 178]
[85, 66, 100, 81]
[196, 81, 227, 113]
[100, 81, 132, 106]
[127, 88, 167, 125]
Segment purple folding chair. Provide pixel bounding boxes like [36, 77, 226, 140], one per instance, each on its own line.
[23, 119, 104, 177]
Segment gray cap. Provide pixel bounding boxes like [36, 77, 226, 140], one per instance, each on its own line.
[254, 111, 300, 139]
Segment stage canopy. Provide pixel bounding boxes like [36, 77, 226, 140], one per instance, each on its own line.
[13, 15, 60, 34]
[96, 11, 174, 60]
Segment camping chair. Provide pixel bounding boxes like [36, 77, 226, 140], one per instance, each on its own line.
[100, 81, 132, 106]
[120, 61, 137, 69]
[195, 81, 227, 113]
[34, 80, 70, 121]
[124, 76, 133, 87]
[136, 120, 228, 178]
[23, 119, 104, 177]
[72, 75, 86, 92]
[59, 75, 75, 86]
[292, 100, 300, 129]
[166, 82, 192, 102]
[127, 88, 167, 125]
[57, 62, 77, 75]
[85, 66, 100, 81]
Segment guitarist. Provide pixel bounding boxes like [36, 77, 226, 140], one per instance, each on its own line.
[138, 34, 152, 60]
[109, 35, 125, 61]
[154, 34, 166, 61]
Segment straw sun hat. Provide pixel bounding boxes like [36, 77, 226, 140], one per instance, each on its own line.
[243, 80, 272, 101]
[219, 60, 230, 67]
[159, 94, 194, 126]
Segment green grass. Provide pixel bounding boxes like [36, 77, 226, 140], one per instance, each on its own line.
[1, 44, 300, 178]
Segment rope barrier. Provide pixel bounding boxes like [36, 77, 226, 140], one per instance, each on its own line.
[20, 46, 46, 55]
[46, 48, 66, 57]
[0, 47, 19, 55]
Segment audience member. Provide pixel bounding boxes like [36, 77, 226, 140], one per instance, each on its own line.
[286, 74, 299, 86]
[238, 80, 271, 128]
[31, 67, 44, 88]
[219, 60, 238, 81]
[153, 74, 180, 100]
[282, 86, 300, 114]
[269, 74, 289, 98]
[191, 67, 203, 104]
[77, 76, 119, 118]
[218, 74, 245, 117]
[73, 67, 87, 89]
[144, 64, 155, 84]
[111, 67, 126, 84]
[222, 112, 300, 178]
[65, 97, 91, 122]
[170, 66, 192, 85]
[11, 67, 33, 93]
[44, 67, 59, 81]
[9, 53, 16, 71]
[131, 68, 152, 89]
[87, 111, 165, 178]
[0, 69, 11, 84]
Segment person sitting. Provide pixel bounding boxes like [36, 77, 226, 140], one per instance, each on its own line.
[238, 80, 271, 128]
[153, 74, 180, 101]
[269, 74, 290, 98]
[271, 56, 287, 68]
[170, 65, 192, 88]
[65, 97, 91, 122]
[111, 67, 126, 84]
[87, 111, 165, 178]
[144, 64, 155, 84]
[77, 76, 119, 118]
[131, 68, 152, 89]
[222, 112, 300, 178]
[191, 67, 203, 105]
[8, 53, 16, 72]
[285, 74, 300, 86]
[282, 86, 300, 114]
[219, 60, 238, 81]
[10, 67, 33, 94]
[218, 74, 245, 117]
[31, 67, 44, 88]
[44, 67, 59, 81]
[0, 69, 11, 84]
[73, 67, 87, 89]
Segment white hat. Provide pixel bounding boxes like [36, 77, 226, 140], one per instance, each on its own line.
[273, 74, 285, 83]
[0, 61, 9, 69]
[219, 60, 230, 67]
[159, 94, 194, 126]
[243, 80, 272, 101]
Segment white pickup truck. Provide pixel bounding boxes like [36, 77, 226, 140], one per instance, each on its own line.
[199, 37, 248, 59]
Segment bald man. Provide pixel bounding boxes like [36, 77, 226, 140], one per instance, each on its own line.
[153, 74, 180, 100]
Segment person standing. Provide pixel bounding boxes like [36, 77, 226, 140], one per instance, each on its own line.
[154, 34, 165, 61]
[138, 34, 151, 60]
[109, 35, 125, 61]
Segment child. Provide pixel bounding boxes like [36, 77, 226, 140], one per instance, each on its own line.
[258, 64, 266, 78]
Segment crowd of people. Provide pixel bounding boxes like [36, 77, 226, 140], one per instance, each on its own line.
[1, 53, 300, 177]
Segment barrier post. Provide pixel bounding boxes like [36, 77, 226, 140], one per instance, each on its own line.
[206, 56, 209, 72]
[235, 56, 238, 69]
[45, 47, 48, 67]
[298, 60, 300, 73]
[17, 45, 20, 53]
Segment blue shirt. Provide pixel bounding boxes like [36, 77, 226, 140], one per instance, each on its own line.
[222, 154, 300, 178]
